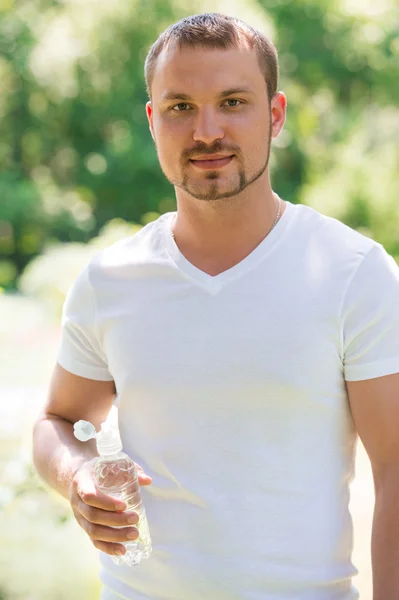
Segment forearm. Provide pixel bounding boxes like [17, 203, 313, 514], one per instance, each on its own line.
[371, 482, 399, 600]
[32, 414, 98, 501]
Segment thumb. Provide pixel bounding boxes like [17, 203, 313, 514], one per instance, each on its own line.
[135, 462, 153, 486]
[73, 459, 121, 509]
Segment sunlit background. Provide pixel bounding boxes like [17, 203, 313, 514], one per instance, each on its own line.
[1, 0, 398, 597]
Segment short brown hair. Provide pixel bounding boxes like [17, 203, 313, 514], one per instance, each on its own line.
[144, 13, 279, 103]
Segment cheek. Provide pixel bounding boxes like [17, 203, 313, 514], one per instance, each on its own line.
[153, 131, 182, 173]
[157, 122, 189, 161]
[157, 119, 184, 146]
[245, 117, 270, 146]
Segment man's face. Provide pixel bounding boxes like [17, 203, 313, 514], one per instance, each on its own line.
[147, 44, 280, 202]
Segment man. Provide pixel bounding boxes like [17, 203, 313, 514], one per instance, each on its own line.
[32, 13, 399, 600]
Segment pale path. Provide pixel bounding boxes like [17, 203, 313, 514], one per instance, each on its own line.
[350, 440, 374, 599]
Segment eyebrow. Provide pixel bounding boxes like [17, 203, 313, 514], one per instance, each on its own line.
[160, 87, 254, 103]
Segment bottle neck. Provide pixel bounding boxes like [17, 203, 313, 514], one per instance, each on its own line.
[98, 450, 125, 461]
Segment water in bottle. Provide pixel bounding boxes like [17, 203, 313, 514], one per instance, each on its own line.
[74, 418, 152, 566]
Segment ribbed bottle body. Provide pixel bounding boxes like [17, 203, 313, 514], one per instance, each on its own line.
[94, 452, 152, 566]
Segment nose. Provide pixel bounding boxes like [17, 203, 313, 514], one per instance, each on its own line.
[192, 106, 225, 145]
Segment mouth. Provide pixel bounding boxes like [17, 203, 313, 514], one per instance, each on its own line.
[189, 155, 234, 170]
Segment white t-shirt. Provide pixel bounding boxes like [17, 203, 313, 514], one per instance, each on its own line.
[57, 200, 399, 600]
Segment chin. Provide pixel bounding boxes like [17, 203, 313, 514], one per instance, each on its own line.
[189, 188, 242, 202]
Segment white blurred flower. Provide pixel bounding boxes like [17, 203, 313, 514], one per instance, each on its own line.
[85, 153, 107, 175]
[0, 486, 13, 508]
[29, 15, 87, 99]
[2, 458, 28, 486]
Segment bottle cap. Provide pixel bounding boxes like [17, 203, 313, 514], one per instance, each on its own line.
[73, 420, 96, 442]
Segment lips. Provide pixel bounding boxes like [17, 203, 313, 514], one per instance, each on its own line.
[191, 154, 233, 160]
[189, 155, 234, 169]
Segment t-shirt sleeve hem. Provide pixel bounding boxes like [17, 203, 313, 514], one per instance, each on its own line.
[57, 355, 114, 382]
[344, 356, 399, 381]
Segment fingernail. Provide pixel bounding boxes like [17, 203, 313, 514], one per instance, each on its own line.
[115, 503, 125, 511]
[116, 548, 125, 555]
[127, 529, 138, 539]
[128, 513, 138, 524]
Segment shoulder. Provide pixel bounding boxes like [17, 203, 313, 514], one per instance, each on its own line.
[292, 202, 376, 255]
[290, 202, 381, 272]
[86, 213, 173, 281]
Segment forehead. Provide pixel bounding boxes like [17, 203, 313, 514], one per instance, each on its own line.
[152, 43, 264, 100]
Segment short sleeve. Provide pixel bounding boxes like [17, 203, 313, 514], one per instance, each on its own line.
[56, 265, 114, 381]
[342, 243, 399, 381]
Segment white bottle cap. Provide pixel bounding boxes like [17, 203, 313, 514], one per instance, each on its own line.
[73, 420, 97, 442]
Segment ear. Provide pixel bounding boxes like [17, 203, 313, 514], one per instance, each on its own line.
[270, 92, 287, 139]
[146, 101, 155, 141]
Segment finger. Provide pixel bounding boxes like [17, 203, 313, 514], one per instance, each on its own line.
[92, 539, 127, 557]
[72, 506, 138, 547]
[77, 487, 127, 511]
[83, 520, 140, 544]
[138, 472, 152, 486]
[72, 463, 126, 511]
[77, 499, 139, 527]
[135, 463, 153, 486]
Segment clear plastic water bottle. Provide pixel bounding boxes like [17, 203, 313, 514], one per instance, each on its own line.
[73, 418, 152, 566]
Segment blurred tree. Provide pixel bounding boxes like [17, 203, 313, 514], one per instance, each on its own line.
[0, 0, 188, 289]
[261, 0, 399, 254]
[0, 0, 398, 292]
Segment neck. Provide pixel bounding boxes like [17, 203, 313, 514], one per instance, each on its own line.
[171, 181, 285, 277]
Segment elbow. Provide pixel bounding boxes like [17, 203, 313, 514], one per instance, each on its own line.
[31, 412, 68, 474]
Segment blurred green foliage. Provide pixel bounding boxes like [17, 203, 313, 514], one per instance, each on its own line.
[0, 0, 398, 294]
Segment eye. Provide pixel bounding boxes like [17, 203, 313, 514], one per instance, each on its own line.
[224, 99, 242, 107]
[172, 103, 190, 111]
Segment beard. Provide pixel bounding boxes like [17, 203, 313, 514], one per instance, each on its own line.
[155, 124, 272, 202]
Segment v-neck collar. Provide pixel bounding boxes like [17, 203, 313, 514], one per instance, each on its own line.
[161, 199, 296, 295]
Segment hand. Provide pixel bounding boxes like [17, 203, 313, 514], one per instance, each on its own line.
[69, 458, 152, 557]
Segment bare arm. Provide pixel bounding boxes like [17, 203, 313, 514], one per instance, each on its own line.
[32, 363, 117, 500]
[346, 372, 399, 600]
[32, 363, 152, 557]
